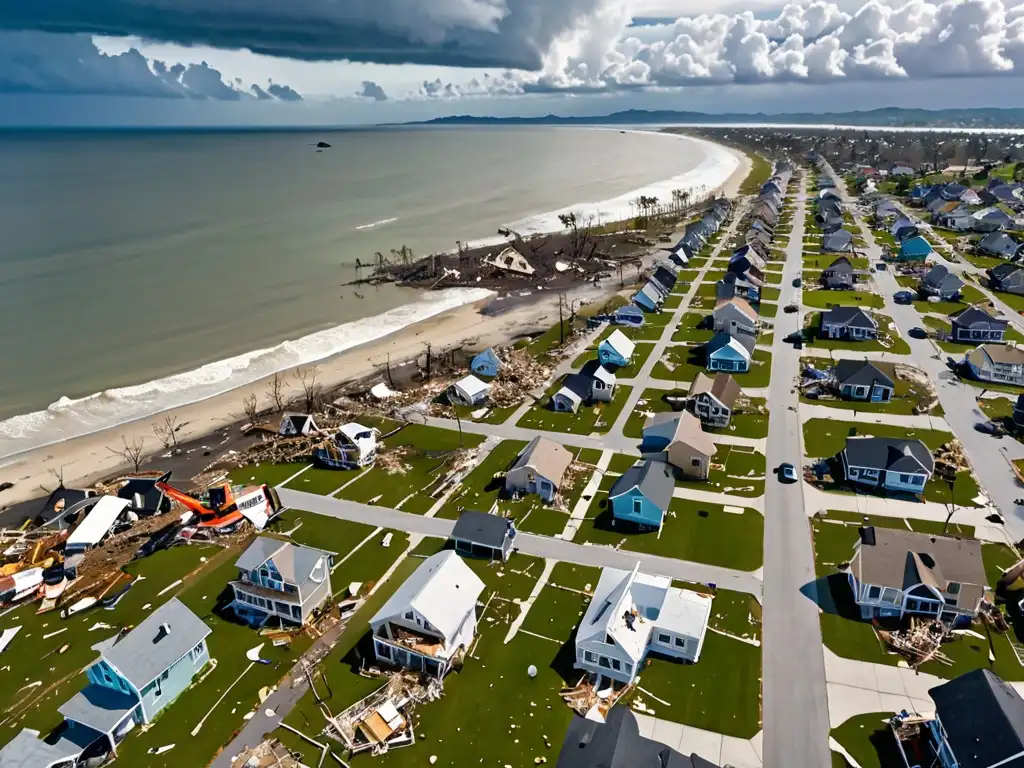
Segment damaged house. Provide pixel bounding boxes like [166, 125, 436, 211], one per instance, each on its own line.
[482, 246, 535, 276]
[505, 436, 572, 503]
[370, 551, 485, 678]
[229, 537, 335, 627]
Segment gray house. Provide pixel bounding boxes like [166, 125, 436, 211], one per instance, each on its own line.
[822, 229, 854, 253]
[505, 436, 573, 503]
[949, 306, 1008, 344]
[920, 265, 964, 300]
[230, 537, 335, 627]
[980, 232, 1024, 259]
[988, 263, 1024, 295]
[820, 306, 879, 340]
[450, 510, 514, 562]
[834, 360, 895, 403]
[688, 372, 742, 428]
[838, 437, 934, 495]
[821, 256, 855, 290]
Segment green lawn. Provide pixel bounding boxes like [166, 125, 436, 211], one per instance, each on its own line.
[740, 153, 773, 195]
[436, 439, 527, 519]
[677, 444, 766, 498]
[326, 424, 483, 514]
[517, 383, 633, 435]
[671, 312, 715, 343]
[652, 345, 773, 388]
[572, 341, 657, 374]
[803, 312, 910, 354]
[803, 289, 885, 310]
[576, 474, 764, 570]
[912, 284, 988, 315]
[964, 253, 1009, 270]
[831, 713, 904, 768]
[229, 461, 310, 488]
[991, 288, 1024, 314]
[799, 361, 940, 415]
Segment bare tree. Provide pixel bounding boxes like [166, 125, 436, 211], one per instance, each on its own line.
[47, 465, 65, 489]
[266, 372, 286, 413]
[241, 393, 260, 426]
[297, 368, 321, 413]
[153, 414, 181, 452]
[110, 435, 146, 473]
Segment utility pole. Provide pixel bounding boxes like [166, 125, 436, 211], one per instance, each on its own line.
[386, 353, 394, 387]
[452, 402, 463, 448]
[424, 342, 432, 381]
[558, 293, 565, 346]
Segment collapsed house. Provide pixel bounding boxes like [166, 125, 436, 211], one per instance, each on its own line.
[314, 422, 379, 469]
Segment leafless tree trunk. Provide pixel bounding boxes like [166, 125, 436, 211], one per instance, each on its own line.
[110, 435, 146, 473]
[241, 393, 260, 426]
[297, 368, 321, 413]
[266, 372, 286, 413]
[153, 414, 181, 452]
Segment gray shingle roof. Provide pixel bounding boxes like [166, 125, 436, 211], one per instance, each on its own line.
[930, 670, 1024, 768]
[235, 537, 333, 587]
[450, 510, 510, 549]
[59, 684, 138, 733]
[0, 729, 88, 768]
[101, 598, 211, 689]
[822, 306, 877, 330]
[609, 459, 675, 513]
[843, 437, 933, 475]
[951, 306, 1006, 330]
[835, 360, 895, 390]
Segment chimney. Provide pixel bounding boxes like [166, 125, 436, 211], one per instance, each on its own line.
[158, 623, 172, 640]
[858, 526, 876, 546]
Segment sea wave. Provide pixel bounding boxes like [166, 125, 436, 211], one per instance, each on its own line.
[355, 217, 399, 231]
[501, 130, 741, 239]
[0, 287, 494, 460]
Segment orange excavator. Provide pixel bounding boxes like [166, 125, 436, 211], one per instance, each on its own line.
[156, 475, 282, 531]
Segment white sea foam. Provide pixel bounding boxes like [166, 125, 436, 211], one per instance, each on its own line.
[355, 217, 399, 231]
[0, 287, 493, 459]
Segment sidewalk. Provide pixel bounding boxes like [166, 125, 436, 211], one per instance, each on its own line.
[799, 403, 949, 431]
[633, 713, 763, 768]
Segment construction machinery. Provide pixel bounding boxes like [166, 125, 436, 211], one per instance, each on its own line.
[155, 478, 282, 531]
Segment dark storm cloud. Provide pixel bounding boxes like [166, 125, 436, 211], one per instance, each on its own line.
[357, 81, 389, 101]
[0, 0, 614, 70]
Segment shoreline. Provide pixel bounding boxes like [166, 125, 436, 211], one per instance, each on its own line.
[0, 137, 750, 510]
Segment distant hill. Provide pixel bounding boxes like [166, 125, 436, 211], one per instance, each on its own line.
[411, 108, 1024, 129]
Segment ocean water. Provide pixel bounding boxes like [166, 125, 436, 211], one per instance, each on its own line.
[0, 126, 738, 457]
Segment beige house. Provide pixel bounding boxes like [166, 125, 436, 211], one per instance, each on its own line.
[504, 436, 573, 503]
[712, 297, 758, 338]
[688, 372, 741, 429]
[665, 412, 717, 480]
[965, 343, 1024, 387]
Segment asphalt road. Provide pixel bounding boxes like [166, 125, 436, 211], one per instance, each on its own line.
[760, 176, 833, 768]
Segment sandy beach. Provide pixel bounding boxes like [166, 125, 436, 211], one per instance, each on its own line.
[0, 138, 751, 511]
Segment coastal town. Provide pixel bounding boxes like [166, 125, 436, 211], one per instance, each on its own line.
[5, 135, 1024, 768]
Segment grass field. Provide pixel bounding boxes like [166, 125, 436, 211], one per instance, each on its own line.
[652, 345, 773, 388]
[802, 312, 910, 355]
[802, 289, 885, 310]
[517, 382, 633, 435]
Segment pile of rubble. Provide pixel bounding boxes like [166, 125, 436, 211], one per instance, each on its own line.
[875, 618, 954, 668]
[934, 440, 969, 481]
[488, 348, 553, 408]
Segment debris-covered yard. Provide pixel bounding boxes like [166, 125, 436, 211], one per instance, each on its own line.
[516, 382, 634, 435]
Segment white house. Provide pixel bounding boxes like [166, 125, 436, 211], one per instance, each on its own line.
[574, 564, 712, 686]
[448, 375, 491, 407]
[337, 423, 378, 466]
[369, 551, 485, 678]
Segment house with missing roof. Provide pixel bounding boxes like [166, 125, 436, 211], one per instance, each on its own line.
[279, 412, 319, 436]
[316, 422, 379, 469]
[706, 331, 754, 373]
[834, 359, 895, 403]
[965, 343, 1024, 387]
[229, 536, 335, 627]
[574, 565, 712, 686]
[505, 436, 573, 503]
[920, 265, 964, 300]
[892, 670, 1024, 768]
[608, 459, 675, 531]
[70, 600, 209, 760]
[449, 510, 515, 562]
[837, 436, 935, 495]
[555, 707, 719, 768]
[687, 372, 741, 428]
[949, 306, 1008, 345]
[115, 474, 172, 517]
[370, 551, 485, 678]
[846, 526, 987, 621]
[820, 306, 879, 341]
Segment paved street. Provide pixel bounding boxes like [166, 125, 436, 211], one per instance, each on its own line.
[761, 176, 833, 768]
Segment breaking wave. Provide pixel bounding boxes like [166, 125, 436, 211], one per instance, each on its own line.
[0, 287, 493, 459]
[355, 217, 399, 231]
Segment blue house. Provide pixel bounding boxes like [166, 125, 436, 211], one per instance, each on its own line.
[706, 332, 753, 373]
[598, 329, 636, 368]
[608, 459, 675, 531]
[632, 282, 663, 312]
[898, 235, 933, 261]
[909, 184, 932, 202]
[7, 599, 214, 765]
[471, 348, 503, 378]
[614, 304, 645, 327]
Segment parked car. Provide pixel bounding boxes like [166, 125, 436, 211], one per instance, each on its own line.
[975, 421, 1005, 438]
[876, 262, 887, 271]
[784, 303, 798, 313]
[908, 327, 928, 339]
[777, 463, 799, 483]
[894, 290, 915, 304]
[792, 277, 802, 288]
[784, 332, 803, 344]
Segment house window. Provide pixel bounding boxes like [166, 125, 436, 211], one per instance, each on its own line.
[867, 586, 881, 601]
[881, 587, 900, 603]
[674, 637, 687, 649]
[189, 641, 205, 663]
[623, 662, 633, 676]
[611, 659, 621, 671]
[583, 650, 595, 663]
[633, 498, 643, 515]
[284, 584, 297, 595]
[405, 611, 414, 620]
[658, 633, 671, 644]
[690, 458, 702, 468]
[598, 656, 611, 669]
[376, 642, 392, 660]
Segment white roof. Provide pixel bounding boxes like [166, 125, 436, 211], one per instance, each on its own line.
[453, 374, 490, 399]
[555, 386, 583, 405]
[656, 587, 713, 638]
[370, 551, 485, 644]
[370, 382, 397, 400]
[67, 496, 129, 549]
[339, 422, 377, 454]
[592, 366, 616, 385]
[603, 329, 636, 358]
